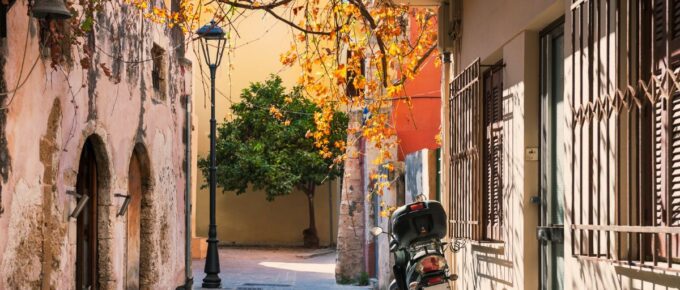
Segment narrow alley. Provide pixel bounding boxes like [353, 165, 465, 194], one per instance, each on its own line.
[192, 248, 371, 290]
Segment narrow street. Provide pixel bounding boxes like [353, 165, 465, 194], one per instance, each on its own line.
[192, 248, 372, 290]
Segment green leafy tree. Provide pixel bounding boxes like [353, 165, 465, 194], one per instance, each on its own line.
[199, 75, 348, 248]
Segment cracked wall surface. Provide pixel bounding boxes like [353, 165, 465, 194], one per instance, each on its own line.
[0, 0, 192, 288]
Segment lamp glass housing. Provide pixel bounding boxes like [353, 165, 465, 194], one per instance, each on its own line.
[196, 20, 227, 67]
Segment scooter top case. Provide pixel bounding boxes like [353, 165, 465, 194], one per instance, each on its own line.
[391, 200, 447, 248]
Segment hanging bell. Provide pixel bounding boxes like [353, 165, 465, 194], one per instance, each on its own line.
[32, 0, 72, 20]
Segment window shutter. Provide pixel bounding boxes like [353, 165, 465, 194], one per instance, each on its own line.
[652, 0, 680, 262]
[671, 0, 680, 66]
[483, 63, 503, 241]
[654, 0, 680, 68]
[653, 0, 667, 69]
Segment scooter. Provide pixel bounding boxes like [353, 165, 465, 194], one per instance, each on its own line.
[371, 199, 457, 290]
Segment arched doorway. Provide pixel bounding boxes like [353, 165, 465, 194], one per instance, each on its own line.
[75, 138, 99, 289]
[126, 143, 152, 289]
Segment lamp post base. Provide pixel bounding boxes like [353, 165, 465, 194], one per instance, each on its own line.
[202, 275, 221, 288]
[202, 237, 222, 288]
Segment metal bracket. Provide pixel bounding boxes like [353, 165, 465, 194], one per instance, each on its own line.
[480, 63, 506, 68]
[537, 225, 564, 243]
[115, 193, 131, 217]
[69, 193, 89, 219]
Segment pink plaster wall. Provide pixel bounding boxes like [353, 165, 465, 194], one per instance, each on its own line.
[0, 1, 192, 288]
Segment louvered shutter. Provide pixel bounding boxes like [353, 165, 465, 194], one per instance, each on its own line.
[483, 63, 503, 241]
[652, 0, 680, 261]
[653, 0, 680, 69]
[671, 0, 680, 67]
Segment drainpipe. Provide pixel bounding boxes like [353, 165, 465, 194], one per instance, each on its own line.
[184, 93, 193, 288]
[441, 50, 453, 288]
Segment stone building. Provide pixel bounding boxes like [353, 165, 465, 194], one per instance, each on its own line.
[0, 0, 193, 288]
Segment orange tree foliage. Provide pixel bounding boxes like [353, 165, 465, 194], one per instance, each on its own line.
[53, 0, 438, 196]
[204, 0, 438, 196]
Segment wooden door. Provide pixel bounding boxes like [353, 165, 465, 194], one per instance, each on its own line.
[76, 140, 98, 290]
[126, 153, 142, 289]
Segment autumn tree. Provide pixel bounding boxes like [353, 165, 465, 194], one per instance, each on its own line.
[198, 75, 348, 248]
[200, 0, 439, 195]
[37, 0, 439, 196]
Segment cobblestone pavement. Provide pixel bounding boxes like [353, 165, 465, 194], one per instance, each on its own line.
[192, 247, 372, 290]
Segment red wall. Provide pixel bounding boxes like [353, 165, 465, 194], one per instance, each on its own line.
[392, 11, 441, 160]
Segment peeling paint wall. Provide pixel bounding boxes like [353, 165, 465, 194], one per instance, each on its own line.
[0, 0, 192, 288]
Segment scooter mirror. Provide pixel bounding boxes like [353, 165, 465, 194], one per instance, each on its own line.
[370, 227, 384, 237]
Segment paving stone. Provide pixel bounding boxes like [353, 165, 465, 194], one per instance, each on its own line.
[192, 247, 372, 290]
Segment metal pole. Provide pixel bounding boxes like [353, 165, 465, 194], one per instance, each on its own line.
[185, 93, 193, 288]
[202, 64, 221, 288]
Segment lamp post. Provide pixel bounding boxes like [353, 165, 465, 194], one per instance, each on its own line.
[196, 20, 227, 289]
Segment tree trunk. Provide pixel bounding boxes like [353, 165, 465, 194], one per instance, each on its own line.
[303, 183, 320, 248]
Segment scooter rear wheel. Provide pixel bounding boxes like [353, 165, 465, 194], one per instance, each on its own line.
[389, 280, 400, 290]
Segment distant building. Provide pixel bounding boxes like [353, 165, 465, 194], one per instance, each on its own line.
[0, 0, 193, 288]
[188, 7, 339, 251]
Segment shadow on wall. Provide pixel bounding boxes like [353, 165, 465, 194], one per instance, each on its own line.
[615, 266, 680, 289]
[470, 243, 513, 288]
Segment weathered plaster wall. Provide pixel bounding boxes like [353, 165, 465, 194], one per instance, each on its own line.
[0, 0, 191, 288]
[404, 149, 438, 202]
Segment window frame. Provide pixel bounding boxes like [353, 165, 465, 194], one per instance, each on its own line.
[151, 44, 167, 101]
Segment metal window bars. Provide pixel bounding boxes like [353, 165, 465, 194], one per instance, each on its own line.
[449, 58, 505, 242]
[449, 58, 483, 241]
[570, 0, 680, 270]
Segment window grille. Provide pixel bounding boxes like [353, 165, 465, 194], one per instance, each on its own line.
[449, 58, 504, 241]
[570, 0, 680, 270]
[449, 58, 482, 241]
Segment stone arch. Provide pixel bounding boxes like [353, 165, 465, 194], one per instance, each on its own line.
[126, 142, 158, 288]
[74, 133, 113, 289]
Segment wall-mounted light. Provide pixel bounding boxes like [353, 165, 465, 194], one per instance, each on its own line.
[115, 193, 131, 217]
[67, 190, 89, 219]
[31, 0, 71, 20]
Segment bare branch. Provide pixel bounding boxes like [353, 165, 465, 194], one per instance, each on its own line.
[263, 8, 332, 35]
[216, 0, 293, 10]
[347, 0, 388, 87]
[394, 42, 437, 86]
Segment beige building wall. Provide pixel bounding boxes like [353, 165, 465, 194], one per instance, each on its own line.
[188, 7, 339, 247]
[447, 0, 561, 289]
[444, 0, 680, 289]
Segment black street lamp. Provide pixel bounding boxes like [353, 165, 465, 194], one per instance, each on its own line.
[196, 20, 227, 289]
